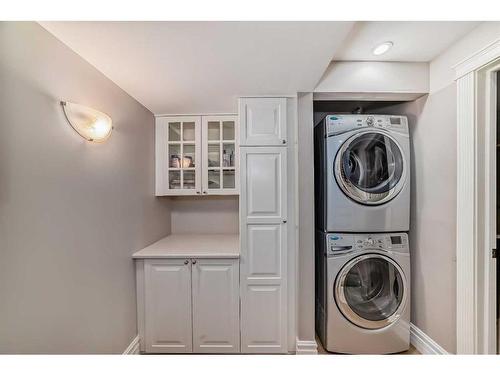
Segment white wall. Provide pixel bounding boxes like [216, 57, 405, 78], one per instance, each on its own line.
[430, 22, 500, 93]
[314, 61, 429, 100]
[0, 22, 171, 354]
[170, 196, 239, 234]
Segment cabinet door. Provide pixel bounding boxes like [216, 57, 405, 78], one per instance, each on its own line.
[201, 115, 239, 195]
[240, 147, 287, 224]
[156, 116, 202, 196]
[240, 224, 287, 353]
[239, 98, 287, 146]
[239, 147, 288, 353]
[144, 259, 192, 353]
[192, 258, 240, 353]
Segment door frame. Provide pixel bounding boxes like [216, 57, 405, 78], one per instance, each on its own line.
[455, 39, 500, 354]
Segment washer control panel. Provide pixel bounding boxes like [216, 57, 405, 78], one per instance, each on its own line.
[326, 114, 408, 135]
[327, 233, 409, 255]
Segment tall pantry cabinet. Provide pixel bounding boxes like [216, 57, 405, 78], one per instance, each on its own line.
[239, 97, 289, 353]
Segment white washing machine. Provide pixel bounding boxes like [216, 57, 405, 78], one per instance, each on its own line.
[315, 231, 410, 354]
[314, 114, 410, 232]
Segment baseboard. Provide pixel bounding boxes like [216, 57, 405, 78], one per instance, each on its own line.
[295, 337, 318, 354]
[410, 323, 449, 355]
[123, 335, 140, 355]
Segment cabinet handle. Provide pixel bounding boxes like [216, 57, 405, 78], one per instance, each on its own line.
[203, 191, 207, 194]
[283, 220, 287, 223]
[196, 191, 200, 194]
[192, 260, 197, 264]
[282, 139, 286, 144]
[184, 260, 189, 265]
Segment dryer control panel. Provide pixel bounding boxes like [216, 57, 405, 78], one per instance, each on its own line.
[327, 233, 409, 255]
[325, 114, 408, 136]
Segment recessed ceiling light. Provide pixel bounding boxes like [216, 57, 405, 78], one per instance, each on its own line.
[372, 41, 394, 56]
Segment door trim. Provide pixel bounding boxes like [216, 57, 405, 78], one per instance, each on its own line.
[455, 40, 500, 354]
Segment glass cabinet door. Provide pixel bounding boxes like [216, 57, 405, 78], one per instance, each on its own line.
[163, 116, 201, 194]
[202, 116, 238, 194]
[156, 115, 237, 196]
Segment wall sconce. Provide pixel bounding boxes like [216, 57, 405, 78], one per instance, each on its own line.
[61, 101, 113, 142]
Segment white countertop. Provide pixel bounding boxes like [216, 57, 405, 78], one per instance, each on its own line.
[132, 234, 240, 259]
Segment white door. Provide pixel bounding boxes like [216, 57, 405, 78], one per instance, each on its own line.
[239, 145, 288, 353]
[201, 115, 239, 195]
[240, 284, 286, 353]
[191, 258, 240, 353]
[240, 224, 287, 353]
[155, 116, 202, 196]
[239, 98, 287, 146]
[144, 259, 192, 353]
[240, 147, 287, 224]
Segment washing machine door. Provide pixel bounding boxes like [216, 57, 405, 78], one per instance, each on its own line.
[334, 131, 406, 205]
[334, 253, 407, 329]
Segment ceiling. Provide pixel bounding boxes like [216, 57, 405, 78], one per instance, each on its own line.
[335, 21, 480, 62]
[39, 21, 354, 114]
[40, 21, 481, 114]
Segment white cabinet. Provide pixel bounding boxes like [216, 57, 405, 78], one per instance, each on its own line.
[241, 284, 285, 352]
[137, 257, 240, 353]
[192, 258, 240, 353]
[240, 222, 287, 353]
[156, 115, 238, 196]
[156, 116, 202, 195]
[144, 259, 192, 353]
[240, 147, 287, 223]
[202, 116, 239, 195]
[239, 98, 287, 146]
[239, 98, 289, 354]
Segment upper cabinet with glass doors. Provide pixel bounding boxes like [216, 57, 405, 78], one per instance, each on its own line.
[202, 116, 238, 195]
[156, 115, 238, 196]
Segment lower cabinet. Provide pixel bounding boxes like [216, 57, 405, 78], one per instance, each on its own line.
[137, 257, 240, 353]
[192, 259, 240, 353]
[144, 258, 193, 353]
[240, 223, 287, 353]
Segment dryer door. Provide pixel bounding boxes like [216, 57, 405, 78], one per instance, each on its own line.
[334, 254, 407, 330]
[334, 131, 406, 205]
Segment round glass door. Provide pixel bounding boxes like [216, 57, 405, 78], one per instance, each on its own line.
[334, 131, 405, 205]
[335, 254, 406, 329]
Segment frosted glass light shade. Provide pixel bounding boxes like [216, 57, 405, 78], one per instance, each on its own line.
[372, 41, 393, 56]
[61, 101, 113, 142]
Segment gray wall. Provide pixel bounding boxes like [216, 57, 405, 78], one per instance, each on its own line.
[377, 87, 457, 353]
[0, 22, 171, 354]
[170, 196, 239, 234]
[297, 93, 316, 344]
[408, 88, 457, 354]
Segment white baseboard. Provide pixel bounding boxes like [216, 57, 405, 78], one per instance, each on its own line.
[295, 338, 318, 354]
[410, 323, 449, 355]
[123, 335, 140, 355]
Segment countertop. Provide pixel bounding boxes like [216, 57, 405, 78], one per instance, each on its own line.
[132, 234, 240, 259]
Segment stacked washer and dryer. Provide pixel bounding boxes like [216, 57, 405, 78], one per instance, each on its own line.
[314, 114, 411, 354]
